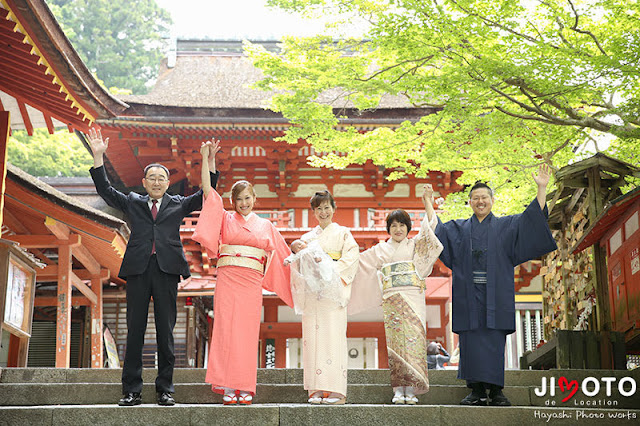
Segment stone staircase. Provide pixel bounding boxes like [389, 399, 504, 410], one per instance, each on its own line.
[0, 367, 638, 425]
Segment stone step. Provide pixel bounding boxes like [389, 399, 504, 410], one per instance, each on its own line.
[0, 383, 521, 406]
[2, 367, 637, 386]
[0, 404, 638, 426]
[1, 381, 638, 409]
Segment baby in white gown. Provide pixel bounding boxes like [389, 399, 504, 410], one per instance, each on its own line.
[285, 239, 346, 313]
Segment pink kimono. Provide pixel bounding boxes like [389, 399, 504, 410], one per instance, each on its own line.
[192, 190, 293, 395]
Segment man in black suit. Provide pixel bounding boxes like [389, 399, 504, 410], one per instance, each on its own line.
[87, 128, 220, 406]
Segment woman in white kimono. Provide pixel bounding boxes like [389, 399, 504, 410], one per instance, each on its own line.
[350, 184, 443, 404]
[288, 190, 359, 405]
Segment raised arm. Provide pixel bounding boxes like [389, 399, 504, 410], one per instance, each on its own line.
[87, 127, 109, 168]
[532, 164, 551, 210]
[200, 140, 220, 198]
[422, 183, 436, 223]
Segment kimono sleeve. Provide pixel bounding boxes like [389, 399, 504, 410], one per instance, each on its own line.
[337, 229, 360, 285]
[348, 245, 383, 315]
[435, 217, 455, 270]
[413, 215, 444, 279]
[512, 199, 558, 265]
[192, 189, 224, 259]
[262, 224, 294, 308]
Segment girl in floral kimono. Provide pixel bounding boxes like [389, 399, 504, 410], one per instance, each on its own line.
[193, 141, 293, 405]
[288, 190, 359, 405]
[350, 184, 443, 404]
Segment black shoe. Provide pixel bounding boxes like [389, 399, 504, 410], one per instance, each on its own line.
[460, 391, 488, 406]
[489, 390, 511, 406]
[118, 392, 142, 406]
[157, 392, 175, 406]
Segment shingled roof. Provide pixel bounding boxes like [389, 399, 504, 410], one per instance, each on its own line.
[121, 40, 414, 110]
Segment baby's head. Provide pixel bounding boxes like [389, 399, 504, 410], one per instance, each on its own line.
[291, 239, 306, 254]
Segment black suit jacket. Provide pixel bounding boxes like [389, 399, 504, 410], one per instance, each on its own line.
[90, 165, 219, 279]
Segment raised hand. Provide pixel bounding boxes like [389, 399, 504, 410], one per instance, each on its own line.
[200, 141, 210, 159]
[422, 184, 434, 207]
[532, 164, 551, 188]
[208, 140, 221, 162]
[87, 127, 109, 157]
[86, 127, 109, 167]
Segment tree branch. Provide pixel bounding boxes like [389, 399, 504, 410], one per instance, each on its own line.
[566, 0, 608, 55]
[448, 0, 561, 49]
[354, 55, 435, 82]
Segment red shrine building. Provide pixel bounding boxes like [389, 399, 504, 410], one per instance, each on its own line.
[1, 4, 547, 370]
[91, 39, 544, 370]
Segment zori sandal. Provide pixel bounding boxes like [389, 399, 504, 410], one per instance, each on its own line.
[222, 393, 237, 405]
[238, 392, 253, 405]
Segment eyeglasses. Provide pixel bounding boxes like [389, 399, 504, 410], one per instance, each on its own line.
[145, 177, 168, 184]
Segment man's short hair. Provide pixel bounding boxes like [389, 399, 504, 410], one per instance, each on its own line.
[144, 163, 170, 179]
[469, 181, 493, 198]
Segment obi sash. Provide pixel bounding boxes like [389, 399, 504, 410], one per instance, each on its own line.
[327, 251, 341, 261]
[217, 244, 267, 273]
[380, 261, 425, 291]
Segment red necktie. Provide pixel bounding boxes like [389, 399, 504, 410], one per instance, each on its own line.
[151, 199, 158, 254]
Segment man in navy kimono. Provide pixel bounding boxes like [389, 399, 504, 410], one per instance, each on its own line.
[427, 165, 557, 406]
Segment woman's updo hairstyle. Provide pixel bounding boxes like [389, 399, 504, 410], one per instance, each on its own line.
[230, 180, 256, 204]
[310, 190, 336, 209]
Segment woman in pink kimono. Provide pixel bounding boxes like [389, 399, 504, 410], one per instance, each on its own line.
[350, 184, 443, 405]
[193, 141, 293, 405]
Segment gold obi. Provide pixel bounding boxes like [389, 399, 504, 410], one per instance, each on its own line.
[217, 244, 267, 273]
[380, 261, 424, 291]
[327, 251, 342, 261]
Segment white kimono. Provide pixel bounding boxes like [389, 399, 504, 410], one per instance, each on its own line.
[295, 223, 359, 396]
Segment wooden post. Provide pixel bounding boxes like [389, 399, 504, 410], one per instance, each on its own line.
[90, 276, 103, 368]
[0, 111, 11, 228]
[378, 340, 389, 369]
[586, 166, 613, 368]
[0, 111, 9, 229]
[275, 337, 286, 368]
[560, 215, 570, 329]
[56, 244, 72, 367]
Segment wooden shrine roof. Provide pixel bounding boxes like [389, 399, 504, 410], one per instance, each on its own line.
[0, 0, 127, 134]
[547, 153, 640, 228]
[3, 163, 130, 286]
[573, 187, 640, 253]
[120, 53, 415, 110]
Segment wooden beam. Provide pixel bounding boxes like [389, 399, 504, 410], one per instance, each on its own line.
[43, 114, 55, 134]
[72, 243, 101, 275]
[16, 100, 33, 136]
[34, 296, 91, 307]
[44, 216, 71, 239]
[2, 208, 29, 233]
[5, 233, 81, 248]
[70, 272, 98, 306]
[0, 111, 9, 229]
[56, 244, 72, 368]
[38, 265, 110, 281]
